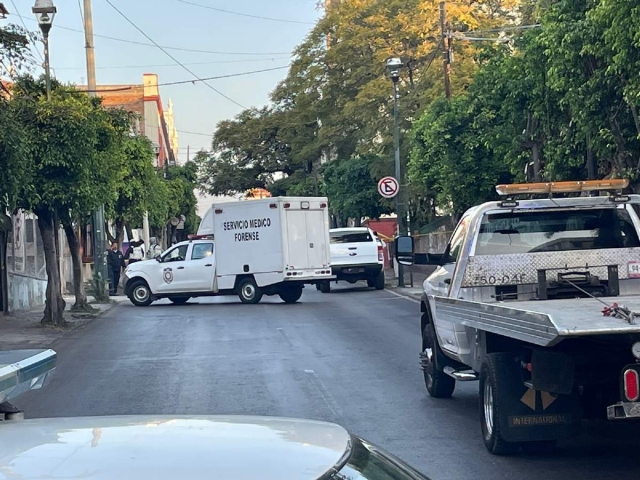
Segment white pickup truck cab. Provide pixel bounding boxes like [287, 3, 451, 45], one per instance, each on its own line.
[397, 179, 640, 455]
[123, 197, 333, 305]
[318, 227, 384, 293]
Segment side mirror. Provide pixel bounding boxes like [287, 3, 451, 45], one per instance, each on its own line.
[394, 236, 415, 266]
[155, 256, 162, 262]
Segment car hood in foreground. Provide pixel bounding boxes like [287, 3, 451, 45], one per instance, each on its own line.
[0, 415, 351, 480]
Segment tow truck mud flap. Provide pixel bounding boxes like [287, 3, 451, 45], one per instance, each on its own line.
[494, 353, 582, 443]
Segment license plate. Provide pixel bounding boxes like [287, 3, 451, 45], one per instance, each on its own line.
[345, 268, 364, 274]
[629, 261, 640, 279]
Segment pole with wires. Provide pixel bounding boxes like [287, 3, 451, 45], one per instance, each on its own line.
[83, 0, 109, 293]
[440, 1, 452, 100]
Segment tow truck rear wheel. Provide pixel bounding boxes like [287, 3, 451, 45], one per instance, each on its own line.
[238, 278, 263, 304]
[279, 285, 303, 304]
[479, 354, 519, 455]
[422, 324, 455, 398]
[128, 280, 153, 307]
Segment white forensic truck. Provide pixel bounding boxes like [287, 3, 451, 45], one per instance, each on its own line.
[123, 197, 333, 305]
[396, 179, 640, 455]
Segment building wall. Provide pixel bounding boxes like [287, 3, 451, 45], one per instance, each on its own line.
[5, 210, 47, 311]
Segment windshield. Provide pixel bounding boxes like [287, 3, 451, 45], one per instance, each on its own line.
[475, 207, 640, 255]
[331, 436, 429, 480]
[331, 231, 373, 244]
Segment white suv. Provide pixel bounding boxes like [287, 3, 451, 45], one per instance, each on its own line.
[318, 227, 385, 293]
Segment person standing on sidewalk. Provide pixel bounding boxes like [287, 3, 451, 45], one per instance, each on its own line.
[125, 240, 145, 266]
[106, 242, 125, 296]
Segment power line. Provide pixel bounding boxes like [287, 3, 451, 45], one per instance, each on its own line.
[157, 65, 288, 87]
[465, 24, 541, 35]
[105, 0, 246, 109]
[56, 56, 291, 71]
[11, 13, 292, 56]
[9, 0, 44, 62]
[176, 0, 314, 25]
[76, 0, 84, 24]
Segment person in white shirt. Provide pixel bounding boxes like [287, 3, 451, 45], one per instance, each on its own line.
[126, 240, 145, 265]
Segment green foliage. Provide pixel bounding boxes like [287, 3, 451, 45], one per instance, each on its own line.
[107, 134, 157, 227]
[410, 97, 514, 216]
[321, 155, 392, 222]
[10, 77, 127, 220]
[196, 0, 517, 223]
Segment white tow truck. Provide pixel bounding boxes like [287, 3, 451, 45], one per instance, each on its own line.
[123, 197, 333, 305]
[396, 179, 640, 454]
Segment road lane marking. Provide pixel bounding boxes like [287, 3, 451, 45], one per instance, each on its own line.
[277, 327, 294, 346]
[385, 289, 421, 304]
[304, 369, 344, 422]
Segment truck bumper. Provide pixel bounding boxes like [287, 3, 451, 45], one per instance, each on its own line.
[607, 401, 640, 420]
[332, 263, 382, 281]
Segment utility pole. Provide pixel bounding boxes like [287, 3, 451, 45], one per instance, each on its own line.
[440, 1, 452, 100]
[83, 0, 108, 287]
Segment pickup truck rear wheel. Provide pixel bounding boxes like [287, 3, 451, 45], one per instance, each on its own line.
[480, 354, 519, 455]
[238, 278, 263, 304]
[169, 296, 190, 305]
[319, 281, 331, 293]
[279, 285, 303, 304]
[128, 280, 153, 307]
[374, 270, 385, 290]
[422, 324, 455, 398]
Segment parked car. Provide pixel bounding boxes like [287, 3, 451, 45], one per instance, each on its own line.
[318, 227, 385, 293]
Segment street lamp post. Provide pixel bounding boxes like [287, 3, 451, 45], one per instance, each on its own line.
[386, 57, 406, 287]
[32, 0, 56, 101]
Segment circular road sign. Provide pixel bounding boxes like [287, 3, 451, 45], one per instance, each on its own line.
[378, 176, 399, 199]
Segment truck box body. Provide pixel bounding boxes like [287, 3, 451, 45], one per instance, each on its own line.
[197, 197, 331, 290]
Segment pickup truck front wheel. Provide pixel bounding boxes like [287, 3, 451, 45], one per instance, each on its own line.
[479, 354, 519, 455]
[128, 280, 153, 307]
[238, 278, 263, 304]
[422, 324, 455, 398]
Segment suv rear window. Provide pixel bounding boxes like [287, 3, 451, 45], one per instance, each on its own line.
[476, 208, 640, 255]
[330, 231, 373, 244]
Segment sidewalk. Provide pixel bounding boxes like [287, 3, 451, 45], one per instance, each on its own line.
[0, 295, 128, 350]
[384, 265, 434, 302]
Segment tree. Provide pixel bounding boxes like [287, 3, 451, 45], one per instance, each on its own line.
[197, 0, 519, 214]
[106, 134, 157, 246]
[11, 77, 126, 325]
[0, 24, 34, 213]
[321, 155, 392, 225]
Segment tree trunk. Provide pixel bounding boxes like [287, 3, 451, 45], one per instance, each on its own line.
[115, 218, 125, 250]
[532, 142, 542, 182]
[37, 208, 66, 327]
[125, 222, 135, 244]
[63, 221, 94, 312]
[105, 221, 116, 244]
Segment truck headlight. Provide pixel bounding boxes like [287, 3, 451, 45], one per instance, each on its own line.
[632, 342, 640, 360]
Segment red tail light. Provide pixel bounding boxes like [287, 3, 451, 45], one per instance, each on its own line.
[378, 245, 384, 262]
[320, 203, 327, 208]
[624, 369, 639, 401]
[214, 209, 223, 214]
[283, 203, 290, 208]
[269, 203, 277, 209]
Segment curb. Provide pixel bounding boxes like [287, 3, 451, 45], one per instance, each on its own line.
[385, 286, 422, 303]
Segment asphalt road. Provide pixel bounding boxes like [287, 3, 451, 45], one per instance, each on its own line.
[16, 284, 640, 479]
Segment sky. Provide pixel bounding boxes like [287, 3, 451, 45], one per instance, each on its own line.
[5, 0, 322, 214]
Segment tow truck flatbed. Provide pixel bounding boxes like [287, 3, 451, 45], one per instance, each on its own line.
[435, 295, 640, 347]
